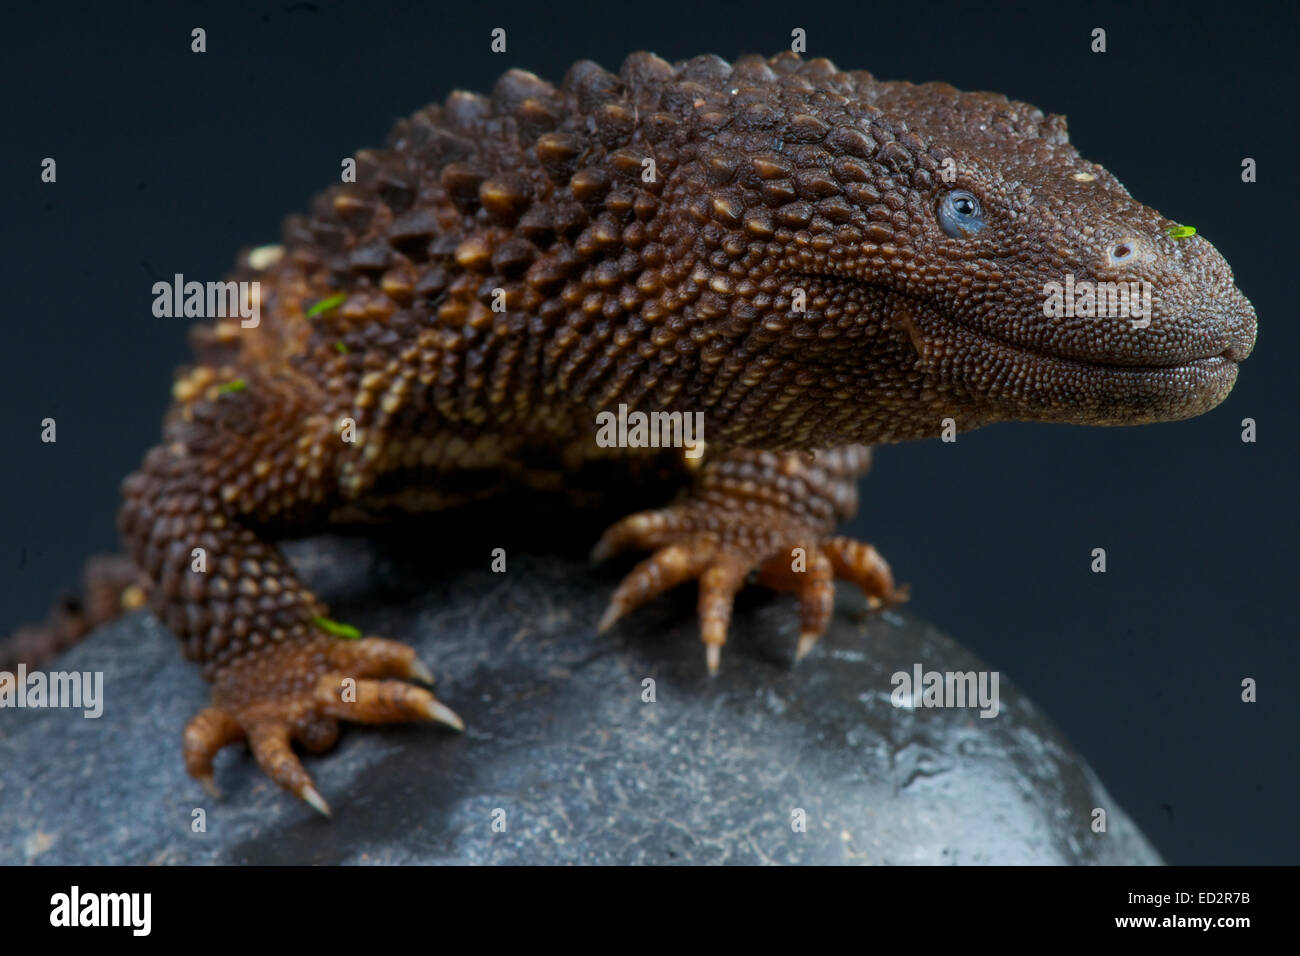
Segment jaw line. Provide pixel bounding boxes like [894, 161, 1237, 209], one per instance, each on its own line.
[800, 270, 1244, 373]
[892, 301, 1241, 424]
[898, 303, 1238, 377]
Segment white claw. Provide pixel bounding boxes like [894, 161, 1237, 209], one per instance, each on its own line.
[408, 658, 436, 685]
[795, 632, 819, 663]
[705, 643, 721, 676]
[195, 773, 221, 799]
[424, 698, 466, 732]
[300, 784, 332, 818]
[597, 603, 621, 634]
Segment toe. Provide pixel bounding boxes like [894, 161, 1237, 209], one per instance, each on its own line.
[823, 537, 901, 607]
[795, 551, 835, 659]
[592, 507, 689, 561]
[315, 675, 464, 731]
[599, 540, 716, 632]
[296, 713, 341, 753]
[697, 557, 750, 674]
[246, 721, 328, 814]
[182, 706, 246, 794]
[757, 546, 834, 661]
[326, 636, 435, 684]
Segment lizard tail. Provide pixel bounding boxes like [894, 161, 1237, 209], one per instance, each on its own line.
[0, 554, 149, 671]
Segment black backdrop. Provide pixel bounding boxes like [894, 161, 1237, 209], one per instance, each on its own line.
[4, 0, 1296, 864]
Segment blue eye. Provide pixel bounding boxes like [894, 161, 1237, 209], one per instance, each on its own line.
[938, 190, 985, 238]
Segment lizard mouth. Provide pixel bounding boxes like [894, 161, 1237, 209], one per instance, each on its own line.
[904, 307, 1244, 373]
[900, 305, 1246, 422]
[807, 272, 1251, 374]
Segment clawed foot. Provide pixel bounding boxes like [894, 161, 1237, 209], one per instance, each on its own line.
[183, 635, 462, 816]
[593, 506, 905, 674]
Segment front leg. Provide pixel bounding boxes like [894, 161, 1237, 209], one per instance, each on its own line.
[119, 381, 463, 815]
[593, 445, 903, 673]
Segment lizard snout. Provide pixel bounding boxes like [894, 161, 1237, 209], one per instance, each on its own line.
[1220, 291, 1257, 363]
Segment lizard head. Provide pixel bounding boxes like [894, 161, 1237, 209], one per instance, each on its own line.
[849, 79, 1259, 436]
[654, 54, 1257, 446]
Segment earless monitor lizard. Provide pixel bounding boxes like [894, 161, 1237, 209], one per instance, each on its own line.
[26, 53, 1261, 815]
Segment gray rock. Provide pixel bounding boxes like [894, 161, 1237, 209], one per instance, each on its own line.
[0, 525, 1161, 865]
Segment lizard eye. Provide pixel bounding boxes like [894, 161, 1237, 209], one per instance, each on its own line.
[938, 189, 985, 238]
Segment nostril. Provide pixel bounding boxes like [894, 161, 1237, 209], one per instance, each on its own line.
[1109, 242, 1134, 264]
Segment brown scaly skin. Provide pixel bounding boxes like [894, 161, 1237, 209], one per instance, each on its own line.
[110, 52, 1256, 813]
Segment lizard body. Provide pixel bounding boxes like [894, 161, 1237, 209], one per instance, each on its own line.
[92, 52, 1258, 812]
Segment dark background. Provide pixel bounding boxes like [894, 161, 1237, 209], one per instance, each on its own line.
[3, 0, 1295, 863]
